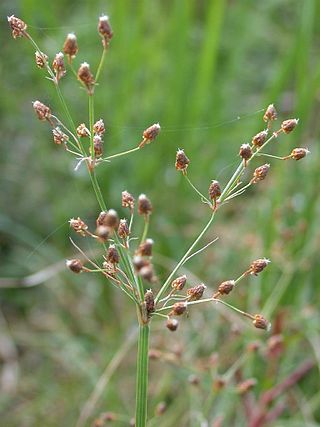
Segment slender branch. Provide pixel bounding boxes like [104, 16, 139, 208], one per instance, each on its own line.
[103, 146, 140, 161]
[185, 175, 211, 205]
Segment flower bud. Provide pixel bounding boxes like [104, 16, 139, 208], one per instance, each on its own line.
[263, 104, 277, 122]
[106, 244, 119, 264]
[249, 258, 270, 275]
[138, 194, 152, 216]
[66, 259, 83, 273]
[239, 144, 252, 163]
[7, 15, 27, 39]
[78, 62, 95, 94]
[137, 239, 154, 257]
[251, 164, 270, 184]
[63, 33, 78, 60]
[52, 52, 66, 81]
[252, 130, 268, 147]
[171, 275, 187, 291]
[118, 219, 130, 239]
[122, 190, 135, 211]
[281, 119, 299, 134]
[98, 15, 113, 48]
[139, 123, 161, 148]
[93, 119, 105, 136]
[289, 147, 309, 161]
[77, 123, 90, 137]
[32, 100, 51, 121]
[175, 149, 190, 174]
[166, 318, 179, 332]
[187, 283, 206, 301]
[35, 51, 48, 69]
[217, 280, 235, 296]
[253, 314, 271, 331]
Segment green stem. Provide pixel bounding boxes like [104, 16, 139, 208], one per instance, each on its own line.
[103, 146, 140, 161]
[95, 48, 107, 82]
[135, 324, 150, 427]
[140, 218, 149, 244]
[185, 175, 211, 205]
[155, 212, 215, 304]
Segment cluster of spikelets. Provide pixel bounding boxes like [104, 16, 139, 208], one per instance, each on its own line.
[8, 14, 310, 335]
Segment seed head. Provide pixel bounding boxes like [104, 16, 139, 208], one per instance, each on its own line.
[172, 302, 187, 316]
[96, 209, 119, 229]
[217, 280, 235, 296]
[249, 258, 270, 275]
[95, 225, 112, 242]
[237, 378, 257, 394]
[137, 239, 154, 257]
[252, 130, 268, 147]
[281, 118, 299, 134]
[139, 265, 155, 283]
[93, 135, 103, 157]
[175, 149, 190, 174]
[66, 259, 83, 273]
[166, 318, 179, 332]
[52, 52, 66, 81]
[139, 123, 161, 148]
[63, 33, 78, 60]
[239, 144, 252, 162]
[8, 15, 27, 39]
[98, 15, 113, 48]
[35, 51, 48, 69]
[144, 289, 155, 315]
[263, 104, 277, 122]
[253, 314, 271, 331]
[78, 62, 95, 94]
[290, 147, 310, 161]
[93, 119, 105, 136]
[171, 275, 187, 291]
[251, 164, 270, 184]
[118, 219, 130, 239]
[69, 217, 88, 236]
[106, 244, 120, 264]
[77, 123, 90, 138]
[138, 194, 152, 216]
[32, 100, 51, 121]
[187, 283, 206, 301]
[52, 127, 69, 145]
[208, 180, 222, 200]
[122, 190, 135, 211]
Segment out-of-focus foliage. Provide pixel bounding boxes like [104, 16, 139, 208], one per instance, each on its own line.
[0, 0, 319, 426]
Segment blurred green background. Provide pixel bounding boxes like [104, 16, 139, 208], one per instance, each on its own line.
[1, 0, 320, 426]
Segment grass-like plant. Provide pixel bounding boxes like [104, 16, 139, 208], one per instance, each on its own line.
[7, 13, 309, 427]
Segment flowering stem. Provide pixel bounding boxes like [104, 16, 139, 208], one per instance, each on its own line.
[95, 48, 107, 82]
[103, 146, 140, 161]
[185, 175, 211, 205]
[135, 324, 150, 427]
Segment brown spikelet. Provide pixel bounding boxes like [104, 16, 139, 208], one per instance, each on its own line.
[35, 51, 48, 69]
[78, 62, 95, 94]
[7, 15, 27, 39]
[175, 149, 190, 174]
[63, 33, 78, 61]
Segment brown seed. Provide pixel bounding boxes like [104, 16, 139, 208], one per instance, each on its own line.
[139, 265, 155, 283]
[172, 302, 187, 316]
[249, 258, 270, 275]
[96, 209, 119, 228]
[166, 318, 179, 332]
[208, 180, 222, 200]
[122, 190, 135, 211]
[66, 259, 83, 273]
[139, 123, 161, 148]
[95, 225, 112, 242]
[252, 130, 268, 147]
[253, 314, 271, 331]
[251, 164, 270, 184]
[281, 118, 299, 134]
[137, 239, 154, 257]
[175, 149, 190, 174]
[32, 100, 51, 121]
[144, 289, 155, 315]
[263, 104, 277, 122]
[35, 51, 48, 69]
[217, 280, 235, 296]
[78, 62, 95, 94]
[290, 147, 309, 161]
[106, 244, 119, 264]
[138, 194, 152, 216]
[187, 283, 206, 301]
[239, 144, 252, 161]
[7, 15, 27, 39]
[171, 275, 187, 291]
[63, 33, 78, 60]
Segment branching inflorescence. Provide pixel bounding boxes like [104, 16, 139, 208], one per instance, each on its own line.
[8, 13, 309, 427]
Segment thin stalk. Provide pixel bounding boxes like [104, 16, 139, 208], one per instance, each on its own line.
[185, 175, 211, 205]
[135, 324, 150, 427]
[88, 94, 95, 161]
[95, 48, 107, 82]
[140, 218, 149, 244]
[103, 146, 140, 161]
[155, 213, 215, 304]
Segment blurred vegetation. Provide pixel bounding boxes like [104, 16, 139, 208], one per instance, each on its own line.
[1, 0, 320, 426]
